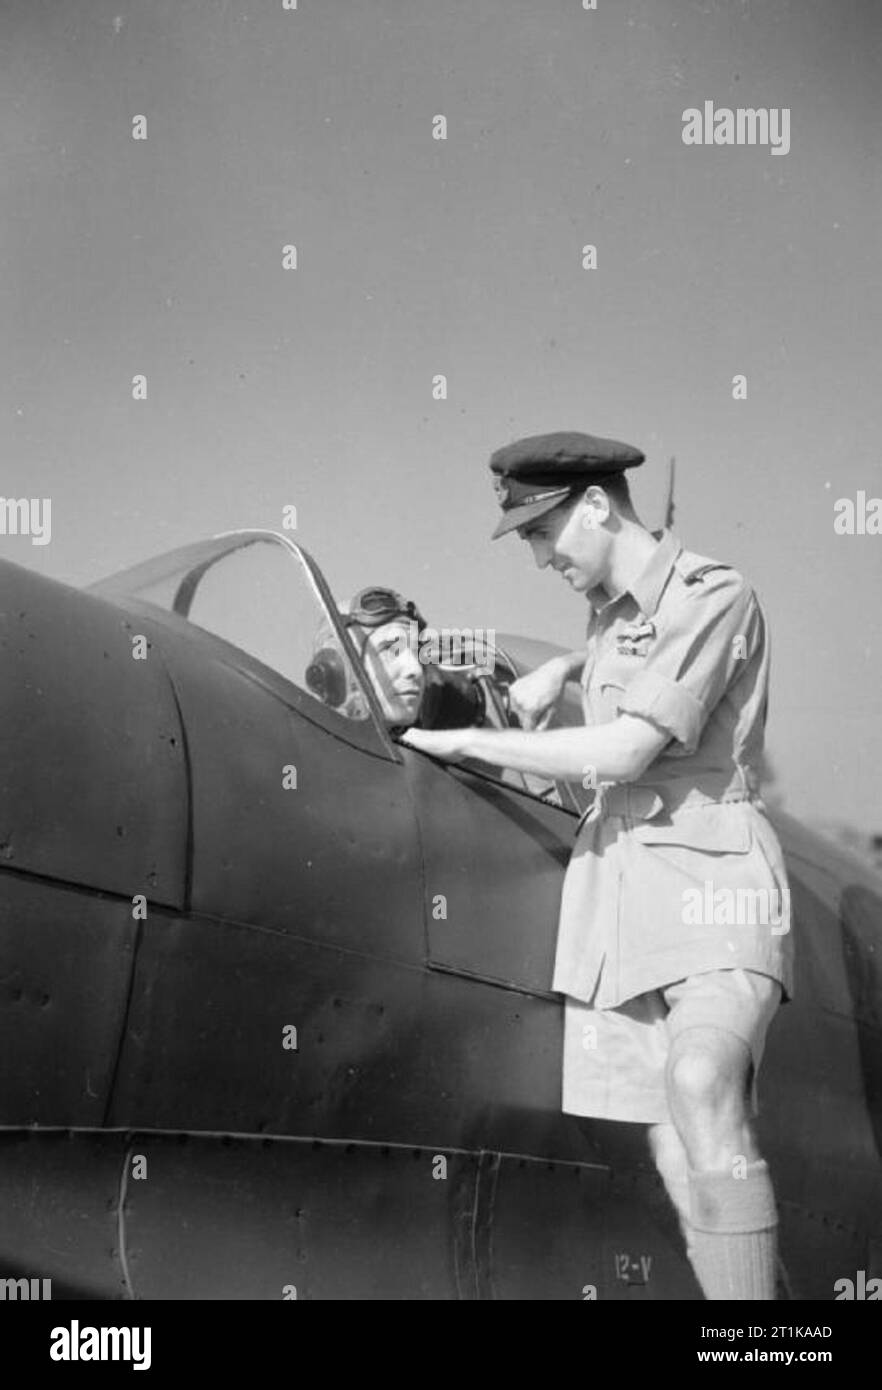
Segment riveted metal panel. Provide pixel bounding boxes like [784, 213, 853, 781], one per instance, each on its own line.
[486, 1157, 699, 1300]
[0, 875, 138, 1126]
[0, 560, 187, 907]
[404, 749, 572, 995]
[122, 1134, 469, 1300]
[756, 997, 882, 1271]
[753, 820, 882, 1246]
[108, 911, 594, 1165]
[774, 1197, 868, 1302]
[0, 1132, 692, 1301]
[144, 618, 424, 961]
[0, 1131, 130, 1300]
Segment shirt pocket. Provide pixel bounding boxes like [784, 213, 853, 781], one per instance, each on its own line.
[596, 680, 625, 719]
[591, 653, 632, 718]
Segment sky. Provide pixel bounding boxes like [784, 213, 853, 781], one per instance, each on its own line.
[2, 0, 880, 829]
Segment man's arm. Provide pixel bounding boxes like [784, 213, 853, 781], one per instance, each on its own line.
[507, 651, 585, 730]
[557, 650, 588, 680]
[402, 712, 670, 783]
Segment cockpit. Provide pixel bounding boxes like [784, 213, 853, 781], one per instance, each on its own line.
[90, 529, 588, 814]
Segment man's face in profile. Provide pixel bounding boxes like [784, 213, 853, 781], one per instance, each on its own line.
[519, 490, 613, 595]
[362, 618, 426, 727]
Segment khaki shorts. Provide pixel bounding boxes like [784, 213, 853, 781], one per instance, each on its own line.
[562, 968, 783, 1125]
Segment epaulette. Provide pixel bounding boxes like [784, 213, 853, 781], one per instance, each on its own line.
[674, 553, 733, 586]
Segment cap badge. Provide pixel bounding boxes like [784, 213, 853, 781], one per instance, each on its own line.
[493, 476, 510, 505]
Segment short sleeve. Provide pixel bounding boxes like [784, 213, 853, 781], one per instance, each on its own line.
[618, 571, 764, 754]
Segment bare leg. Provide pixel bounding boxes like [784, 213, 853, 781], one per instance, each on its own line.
[657, 1025, 777, 1300]
[648, 1120, 694, 1256]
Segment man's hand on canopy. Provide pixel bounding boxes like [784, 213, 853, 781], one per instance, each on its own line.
[399, 727, 468, 761]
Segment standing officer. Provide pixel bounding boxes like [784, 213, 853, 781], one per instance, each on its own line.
[402, 431, 794, 1301]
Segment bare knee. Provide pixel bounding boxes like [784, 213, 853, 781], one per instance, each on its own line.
[665, 1030, 754, 1170]
[668, 1048, 730, 1114]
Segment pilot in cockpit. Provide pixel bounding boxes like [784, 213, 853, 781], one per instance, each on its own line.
[306, 585, 487, 735]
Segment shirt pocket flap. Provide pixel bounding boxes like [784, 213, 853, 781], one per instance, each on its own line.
[631, 805, 752, 854]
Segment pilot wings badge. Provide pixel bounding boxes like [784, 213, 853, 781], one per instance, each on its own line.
[616, 619, 656, 657]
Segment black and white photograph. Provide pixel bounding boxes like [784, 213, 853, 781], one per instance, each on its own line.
[1, 0, 880, 1347]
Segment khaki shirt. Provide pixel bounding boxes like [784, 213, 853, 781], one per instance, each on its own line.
[552, 529, 794, 1008]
